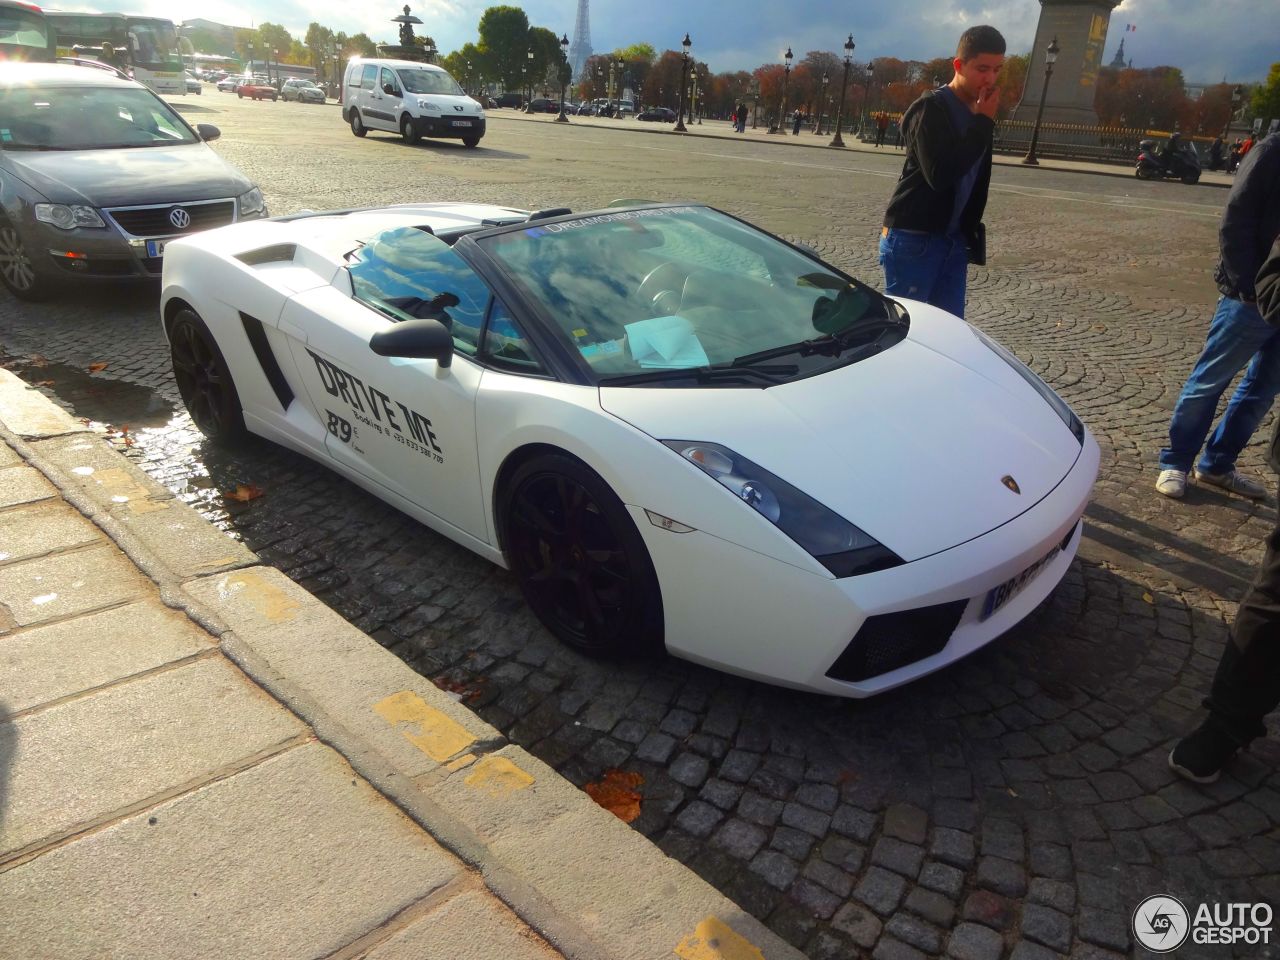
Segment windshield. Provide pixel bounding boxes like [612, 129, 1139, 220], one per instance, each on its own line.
[477, 206, 902, 385]
[126, 18, 181, 70]
[0, 5, 50, 60]
[0, 84, 197, 150]
[397, 68, 464, 95]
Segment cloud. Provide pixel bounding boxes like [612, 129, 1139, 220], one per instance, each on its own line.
[74, 0, 1274, 81]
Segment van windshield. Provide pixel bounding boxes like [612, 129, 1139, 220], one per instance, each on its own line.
[396, 68, 464, 96]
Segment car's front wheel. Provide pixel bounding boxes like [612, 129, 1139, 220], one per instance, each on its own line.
[463, 136, 480, 148]
[0, 219, 53, 301]
[169, 308, 246, 446]
[400, 115, 420, 143]
[502, 453, 663, 657]
[350, 109, 367, 137]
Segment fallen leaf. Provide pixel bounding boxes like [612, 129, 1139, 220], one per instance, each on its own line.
[584, 769, 644, 823]
[223, 483, 265, 503]
[28, 354, 48, 367]
[1142, 592, 1154, 604]
[432, 673, 489, 704]
[1008, 787, 1019, 797]
[33, 379, 55, 387]
[87, 362, 109, 373]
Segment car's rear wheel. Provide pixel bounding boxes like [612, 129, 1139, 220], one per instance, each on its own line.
[1181, 171, 1200, 185]
[0, 219, 53, 302]
[350, 109, 367, 137]
[400, 115, 419, 143]
[502, 453, 663, 657]
[169, 309, 246, 446]
[463, 136, 479, 148]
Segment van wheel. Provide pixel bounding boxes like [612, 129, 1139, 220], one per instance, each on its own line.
[463, 136, 479, 149]
[350, 110, 367, 137]
[400, 115, 420, 143]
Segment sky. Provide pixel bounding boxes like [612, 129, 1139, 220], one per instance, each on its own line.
[62, 0, 1277, 83]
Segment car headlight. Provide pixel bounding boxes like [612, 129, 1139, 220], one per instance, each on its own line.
[237, 187, 266, 219]
[971, 327, 1084, 445]
[417, 99, 440, 111]
[663, 441, 904, 578]
[33, 204, 105, 230]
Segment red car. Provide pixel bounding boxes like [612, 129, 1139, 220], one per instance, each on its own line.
[237, 80, 277, 101]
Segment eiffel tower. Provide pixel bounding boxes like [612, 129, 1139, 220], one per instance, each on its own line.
[567, 0, 592, 81]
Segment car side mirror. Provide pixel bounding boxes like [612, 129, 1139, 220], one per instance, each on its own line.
[383, 82, 398, 96]
[196, 123, 221, 142]
[369, 317, 454, 367]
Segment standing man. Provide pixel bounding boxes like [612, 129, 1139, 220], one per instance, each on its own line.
[875, 111, 889, 147]
[1154, 133, 1280, 499]
[878, 25, 1004, 319]
[1169, 234, 1280, 783]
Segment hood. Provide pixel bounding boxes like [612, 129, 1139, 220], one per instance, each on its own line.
[2, 143, 253, 207]
[600, 303, 1083, 562]
[415, 94, 484, 116]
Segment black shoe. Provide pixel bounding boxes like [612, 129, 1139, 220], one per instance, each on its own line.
[1168, 721, 1242, 784]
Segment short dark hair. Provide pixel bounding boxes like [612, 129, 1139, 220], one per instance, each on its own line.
[956, 26, 1006, 62]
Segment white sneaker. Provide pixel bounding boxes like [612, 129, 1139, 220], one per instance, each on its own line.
[1193, 467, 1268, 500]
[1155, 469, 1188, 498]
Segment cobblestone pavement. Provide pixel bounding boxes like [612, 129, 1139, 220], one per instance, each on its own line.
[2, 96, 1277, 959]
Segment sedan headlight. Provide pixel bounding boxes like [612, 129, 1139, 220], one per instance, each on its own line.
[971, 327, 1084, 444]
[33, 204, 105, 230]
[237, 187, 266, 219]
[663, 441, 903, 578]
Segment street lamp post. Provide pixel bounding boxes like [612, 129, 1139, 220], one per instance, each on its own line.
[830, 35, 854, 147]
[693, 70, 703, 124]
[272, 48, 279, 85]
[814, 73, 830, 134]
[674, 33, 691, 132]
[616, 58, 624, 117]
[523, 48, 534, 111]
[858, 63, 874, 137]
[751, 79, 760, 129]
[1022, 35, 1060, 166]
[772, 46, 793, 134]
[556, 34, 570, 122]
[246, 41, 254, 77]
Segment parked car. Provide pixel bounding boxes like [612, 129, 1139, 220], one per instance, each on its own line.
[342, 57, 484, 148]
[618, 99, 635, 116]
[527, 98, 560, 113]
[281, 77, 325, 104]
[160, 201, 1097, 697]
[637, 107, 677, 122]
[493, 92, 524, 108]
[216, 76, 240, 92]
[237, 78, 277, 101]
[184, 72, 201, 95]
[0, 62, 266, 301]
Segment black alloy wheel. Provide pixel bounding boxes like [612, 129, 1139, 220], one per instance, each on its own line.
[350, 109, 367, 137]
[0, 219, 52, 301]
[169, 309, 246, 445]
[503, 454, 663, 657]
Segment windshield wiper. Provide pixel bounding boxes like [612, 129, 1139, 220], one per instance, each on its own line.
[598, 363, 798, 387]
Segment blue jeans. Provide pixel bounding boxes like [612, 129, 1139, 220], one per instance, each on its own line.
[878, 229, 970, 318]
[1159, 296, 1280, 474]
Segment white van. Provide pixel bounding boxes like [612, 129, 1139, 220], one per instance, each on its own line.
[342, 58, 485, 148]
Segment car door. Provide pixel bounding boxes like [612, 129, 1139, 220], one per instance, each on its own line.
[282, 226, 489, 540]
[363, 66, 401, 131]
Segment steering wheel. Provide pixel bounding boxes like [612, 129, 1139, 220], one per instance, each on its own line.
[635, 262, 687, 317]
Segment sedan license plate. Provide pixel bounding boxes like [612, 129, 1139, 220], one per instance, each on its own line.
[980, 544, 1062, 621]
[452, 119, 473, 127]
[145, 239, 167, 258]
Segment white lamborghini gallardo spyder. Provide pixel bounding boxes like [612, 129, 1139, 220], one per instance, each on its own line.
[160, 202, 1099, 697]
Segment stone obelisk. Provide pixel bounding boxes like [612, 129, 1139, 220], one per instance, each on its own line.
[1011, 0, 1122, 125]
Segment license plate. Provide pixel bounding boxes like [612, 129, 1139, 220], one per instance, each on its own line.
[145, 239, 167, 258]
[452, 120, 473, 127]
[980, 544, 1062, 621]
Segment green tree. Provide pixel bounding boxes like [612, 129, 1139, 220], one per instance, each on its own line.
[304, 22, 334, 73]
[1252, 63, 1280, 125]
[528, 26, 561, 95]
[477, 5, 530, 91]
[256, 22, 293, 59]
[347, 33, 378, 58]
[614, 42, 656, 65]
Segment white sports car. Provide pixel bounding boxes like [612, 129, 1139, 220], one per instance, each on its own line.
[160, 202, 1099, 697]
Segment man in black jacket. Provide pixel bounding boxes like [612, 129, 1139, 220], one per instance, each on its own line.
[1155, 133, 1280, 500]
[879, 25, 1004, 319]
[1169, 234, 1280, 783]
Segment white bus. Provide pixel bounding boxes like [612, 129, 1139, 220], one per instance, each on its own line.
[45, 11, 185, 95]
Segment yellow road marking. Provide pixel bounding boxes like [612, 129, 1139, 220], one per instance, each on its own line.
[374, 690, 477, 762]
[464, 755, 534, 796]
[675, 917, 765, 960]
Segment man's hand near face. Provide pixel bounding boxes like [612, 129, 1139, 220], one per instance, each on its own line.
[976, 85, 1000, 120]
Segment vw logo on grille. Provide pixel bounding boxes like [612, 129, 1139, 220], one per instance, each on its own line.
[169, 208, 192, 229]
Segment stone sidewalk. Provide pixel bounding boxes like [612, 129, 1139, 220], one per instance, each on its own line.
[0, 368, 799, 960]
[484, 110, 1235, 188]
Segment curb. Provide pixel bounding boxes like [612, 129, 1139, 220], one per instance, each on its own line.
[0, 368, 804, 960]
[485, 111, 1234, 189]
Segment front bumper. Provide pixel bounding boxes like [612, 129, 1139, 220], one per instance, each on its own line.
[409, 116, 486, 140]
[636, 431, 1100, 697]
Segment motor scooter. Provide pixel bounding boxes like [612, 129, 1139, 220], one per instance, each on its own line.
[1135, 138, 1201, 184]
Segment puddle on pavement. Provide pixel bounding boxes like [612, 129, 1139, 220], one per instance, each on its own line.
[4, 356, 175, 429]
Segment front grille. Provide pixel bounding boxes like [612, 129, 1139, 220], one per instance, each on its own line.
[107, 199, 235, 238]
[827, 600, 968, 682]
